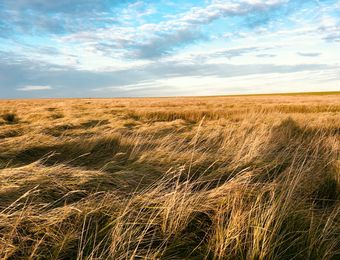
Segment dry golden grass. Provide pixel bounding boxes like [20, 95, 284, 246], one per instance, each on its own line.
[0, 93, 339, 259]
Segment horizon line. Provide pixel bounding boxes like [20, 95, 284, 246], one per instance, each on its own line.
[1, 90, 339, 101]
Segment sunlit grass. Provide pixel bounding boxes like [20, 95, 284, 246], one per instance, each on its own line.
[0, 93, 339, 259]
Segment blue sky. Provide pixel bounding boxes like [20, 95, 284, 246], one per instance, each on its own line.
[0, 0, 339, 98]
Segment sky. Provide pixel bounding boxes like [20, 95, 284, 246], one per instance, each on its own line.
[0, 0, 339, 98]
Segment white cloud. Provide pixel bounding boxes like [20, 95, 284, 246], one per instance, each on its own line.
[17, 85, 52, 91]
[59, 0, 289, 60]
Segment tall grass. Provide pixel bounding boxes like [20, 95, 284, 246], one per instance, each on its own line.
[0, 94, 339, 259]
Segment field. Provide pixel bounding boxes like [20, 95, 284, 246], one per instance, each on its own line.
[0, 93, 340, 259]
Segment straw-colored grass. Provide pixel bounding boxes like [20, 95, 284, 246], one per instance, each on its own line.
[0, 93, 339, 259]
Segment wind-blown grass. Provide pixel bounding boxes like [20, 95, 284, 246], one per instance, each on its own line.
[0, 93, 339, 259]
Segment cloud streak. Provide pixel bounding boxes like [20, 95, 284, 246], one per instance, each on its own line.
[17, 85, 52, 91]
[297, 52, 320, 57]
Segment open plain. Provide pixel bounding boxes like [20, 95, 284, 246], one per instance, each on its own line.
[0, 93, 339, 259]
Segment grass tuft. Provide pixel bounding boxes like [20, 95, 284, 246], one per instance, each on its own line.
[2, 112, 18, 124]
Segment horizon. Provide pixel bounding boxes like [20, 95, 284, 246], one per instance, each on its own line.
[1, 90, 340, 101]
[0, 0, 339, 99]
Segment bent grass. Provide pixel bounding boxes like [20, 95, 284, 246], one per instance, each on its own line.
[0, 94, 339, 259]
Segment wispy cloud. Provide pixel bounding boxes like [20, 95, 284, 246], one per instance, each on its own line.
[297, 52, 320, 57]
[17, 85, 52, 91]
[59, 0, 290, 60]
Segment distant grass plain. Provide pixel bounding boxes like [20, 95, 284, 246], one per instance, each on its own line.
[0, 92, 339, 259]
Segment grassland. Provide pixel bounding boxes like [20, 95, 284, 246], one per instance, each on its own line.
[0, 93, 339, 259]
